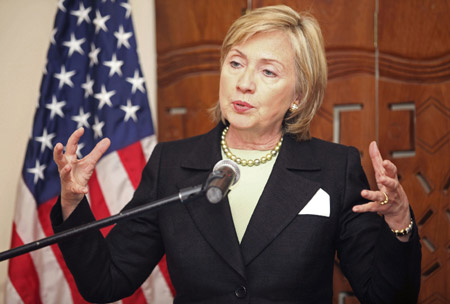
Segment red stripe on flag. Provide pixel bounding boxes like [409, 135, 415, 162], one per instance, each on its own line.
[117, 141, 147, 189]
[88, 170, 114, 236]
[159, 255, 176, 296]
[38, 199, 90, 304]
[122, 285, 148, 304]
[8, 224, 43, 304]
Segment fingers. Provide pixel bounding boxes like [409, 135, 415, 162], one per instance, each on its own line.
[53, 142, 66, 170]
[356, 142, 409, 220]
[60, 164, 88, 194]
[352, 201, 386, 213]
[369, 141, 401, 190]
[353, 189, 389, 213]
[54, 128, 85, 171]
[369, 141, 386, 177]
[378, 175, 398, 189]
[360, 189, 386, 202]
[55, 129, 110, 168]
[60, 164, 72, 184]
[56, 130, 109, 202]
[368, 142, 399, 181]
[382, 159, 397, 178]
[65, 128, 85, 156]
[86, 138, 111, 164]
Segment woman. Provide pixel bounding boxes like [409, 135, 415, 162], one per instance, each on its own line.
[52, 5, 421, 303]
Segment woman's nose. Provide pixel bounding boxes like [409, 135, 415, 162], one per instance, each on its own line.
[236, 68, 256, 93]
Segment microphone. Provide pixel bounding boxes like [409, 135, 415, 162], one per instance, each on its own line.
[205, 159, 240, 204]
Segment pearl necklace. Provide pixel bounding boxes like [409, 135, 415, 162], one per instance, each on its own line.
[221, 126, 283, 167]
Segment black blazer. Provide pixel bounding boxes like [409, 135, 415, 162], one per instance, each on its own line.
[52, 123, 421, 304]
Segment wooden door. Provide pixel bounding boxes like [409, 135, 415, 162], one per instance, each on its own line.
[378, 1, 450, 303]
[155, 0, 449, 302]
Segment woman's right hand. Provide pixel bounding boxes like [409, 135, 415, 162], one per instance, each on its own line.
[53, 128, 111, 220]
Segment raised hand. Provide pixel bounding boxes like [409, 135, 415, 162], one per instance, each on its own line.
[53, 128, 111, 219]
[353, 141, 412, 240]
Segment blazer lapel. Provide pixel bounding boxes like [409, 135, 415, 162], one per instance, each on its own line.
[240, 136, 322, 266]
[184, 189, 246, 279]
[177, 124, 246, 279]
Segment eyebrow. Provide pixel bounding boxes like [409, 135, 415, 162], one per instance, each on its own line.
[229, 48, 285, 69]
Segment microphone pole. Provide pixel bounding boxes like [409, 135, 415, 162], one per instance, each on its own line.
[0, 184, 203, 262]
[0, 159, 239, 263]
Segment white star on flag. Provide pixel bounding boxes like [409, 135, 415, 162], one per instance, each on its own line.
[71, 2, 92, 26]
[120, 99, 140, 122]
[81, 74, 94, 98]
[50, 28, 57, 45]
[104, 53, 124, 77]
[54, 65, 76, 89]
[93, 9, 110, 34]
[46, 96, 66, 119]
[92, 116, 105, 139]
[35, 128, 56, 153]
[76, 142, 85, 158]
[114, 25, 133, 49]
[88, 43, 101, 67]
[57, 0, 66, 12]
[94, 85, 115, 109]
[62, 33, 86, 57]
[71, 107, 91, 129]
[27, 160, 47, 184]
[120, 3, 131, 19]
[126, 69, 145, 94]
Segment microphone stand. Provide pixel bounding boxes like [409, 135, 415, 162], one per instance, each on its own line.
[0, 184, 204, 262]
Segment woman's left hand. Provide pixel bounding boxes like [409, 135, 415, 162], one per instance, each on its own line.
[353, 141, 412, 241]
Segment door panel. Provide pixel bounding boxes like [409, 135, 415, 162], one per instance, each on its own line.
[378, 1, 450, 302]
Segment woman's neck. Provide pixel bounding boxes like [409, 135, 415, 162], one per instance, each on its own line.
[225, 125, 283, 150]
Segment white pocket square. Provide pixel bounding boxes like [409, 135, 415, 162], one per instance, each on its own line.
[298, 188, 330, 217]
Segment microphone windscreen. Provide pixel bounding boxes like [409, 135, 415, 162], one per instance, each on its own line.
[213, 159, 240, 184]
[206, 160, 240, 204]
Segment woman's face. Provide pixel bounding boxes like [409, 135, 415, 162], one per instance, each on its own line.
[219, 31, 298, 136]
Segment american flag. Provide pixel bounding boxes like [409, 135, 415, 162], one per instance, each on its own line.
[5, 0, 174, 303]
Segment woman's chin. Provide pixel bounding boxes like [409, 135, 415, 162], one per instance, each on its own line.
[226, 118, 254, 131]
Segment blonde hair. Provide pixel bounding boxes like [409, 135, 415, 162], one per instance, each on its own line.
[211, 5, 327, 141]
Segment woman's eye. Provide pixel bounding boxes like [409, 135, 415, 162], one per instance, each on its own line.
[263, 69, 277, 77]
[230, 61, 241, 68]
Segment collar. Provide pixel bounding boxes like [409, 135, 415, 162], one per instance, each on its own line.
[180, 122, 321, 171]
[180, 123, 224, 171]
[278, 134, 322, 171]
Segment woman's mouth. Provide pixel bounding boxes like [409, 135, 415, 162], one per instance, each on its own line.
[232, 101, 254, 113]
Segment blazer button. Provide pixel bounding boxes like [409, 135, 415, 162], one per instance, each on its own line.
[234, 285, 247, 298]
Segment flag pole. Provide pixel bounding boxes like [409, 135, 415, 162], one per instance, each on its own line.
[0, 184, 203, 262]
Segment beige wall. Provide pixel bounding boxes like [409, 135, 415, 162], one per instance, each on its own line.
[0, 1, 157, 302]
